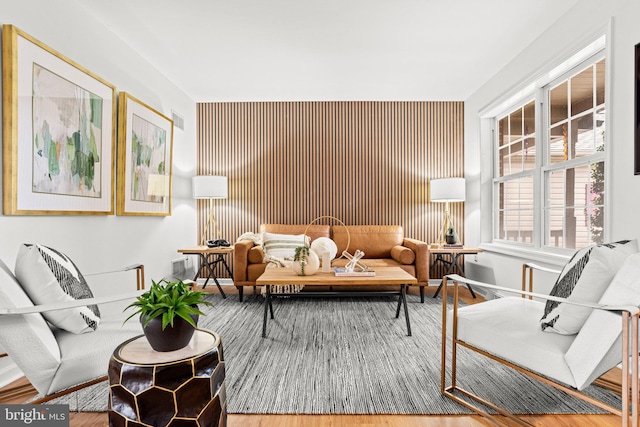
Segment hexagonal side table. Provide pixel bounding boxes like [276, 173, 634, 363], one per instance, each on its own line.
[108, 329, 226, 427]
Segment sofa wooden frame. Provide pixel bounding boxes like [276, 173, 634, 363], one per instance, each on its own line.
[441, 264, 640, 427]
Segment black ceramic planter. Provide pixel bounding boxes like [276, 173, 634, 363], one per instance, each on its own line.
[141, 314, 198, 352]
[445, 234, 458, 244]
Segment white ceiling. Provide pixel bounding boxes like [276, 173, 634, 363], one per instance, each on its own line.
[76, 0, 579, 102]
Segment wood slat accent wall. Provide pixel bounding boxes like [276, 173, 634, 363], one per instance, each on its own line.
[197, 101, 464, 278]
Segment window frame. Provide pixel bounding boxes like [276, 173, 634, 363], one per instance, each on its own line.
[490, 47, 608, 256]
[492, 98, 539, 248]
[540, 51, 607, 251]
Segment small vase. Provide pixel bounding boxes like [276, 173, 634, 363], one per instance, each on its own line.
[141, 313, 198, 352]
[291, 250, 320, 276]
[446, 234, 458, 245]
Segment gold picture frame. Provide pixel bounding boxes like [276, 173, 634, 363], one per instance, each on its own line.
[2, 25, 116, 215]
[117, 92, 173, 216]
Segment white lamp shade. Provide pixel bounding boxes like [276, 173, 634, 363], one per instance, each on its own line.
[192, 175, 228, 199]
[430, 177, 465, 202]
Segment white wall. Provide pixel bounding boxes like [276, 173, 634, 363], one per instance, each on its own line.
[464, 0, 640, 294]
[0, 1, 198, 383]
[0, 1, 198, 282]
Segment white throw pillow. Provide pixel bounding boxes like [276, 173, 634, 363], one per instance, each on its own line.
[14, 244, 100, 334]
[540, 239, 638, 335]
[262, 232, 309, 260]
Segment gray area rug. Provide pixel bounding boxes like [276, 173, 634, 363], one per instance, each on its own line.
[48, 293, 621, 414]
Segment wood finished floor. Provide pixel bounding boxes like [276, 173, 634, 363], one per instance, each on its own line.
[0, 284, 620, 427]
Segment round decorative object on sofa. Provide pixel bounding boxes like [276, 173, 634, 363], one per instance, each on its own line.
[304, 216, 350, 260]
[310, 237, 338, 260]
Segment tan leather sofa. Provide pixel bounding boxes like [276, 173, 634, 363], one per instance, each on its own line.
[233, 224, 430, 301]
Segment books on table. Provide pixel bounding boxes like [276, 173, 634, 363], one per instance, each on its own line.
[334, 267, 376, 277]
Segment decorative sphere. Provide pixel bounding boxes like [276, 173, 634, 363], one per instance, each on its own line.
[310, 237, 338, 260]
[291, 250, 320, 276]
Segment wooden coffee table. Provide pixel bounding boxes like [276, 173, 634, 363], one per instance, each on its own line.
[256, 266, 417, 338]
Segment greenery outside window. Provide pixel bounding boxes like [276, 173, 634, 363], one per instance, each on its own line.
[543, 57, 605, 249]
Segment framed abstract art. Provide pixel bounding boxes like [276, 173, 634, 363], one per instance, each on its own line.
[2, 25, 116, 215]
[116, 92, 173, 216]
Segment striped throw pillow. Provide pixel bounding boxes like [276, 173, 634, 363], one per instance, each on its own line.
[14, 244, 101, 334]
[262, 232, 309, 260]
[540, 239, 638, 335]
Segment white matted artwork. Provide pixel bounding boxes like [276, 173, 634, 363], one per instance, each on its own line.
[2, 25, 116, 215]
[117, 92, 173, 216]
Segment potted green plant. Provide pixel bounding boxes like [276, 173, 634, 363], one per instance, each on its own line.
[124, 279, 212, 352]
[445, 226, 458, 245]
[291, 245, 319, 276]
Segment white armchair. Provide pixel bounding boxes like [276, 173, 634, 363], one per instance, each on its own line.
[0, 258, 145, 404]
[441, 254, 640, 427]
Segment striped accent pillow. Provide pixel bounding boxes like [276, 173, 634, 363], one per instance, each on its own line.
[14, 244, 101, 334]
[540, 239, 638, 335]
[262, 232, 309, 260]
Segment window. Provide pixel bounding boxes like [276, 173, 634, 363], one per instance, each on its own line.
[544, 58, 606, 249]
[494, 101, 536, 244]
[492, 48, 606, 252]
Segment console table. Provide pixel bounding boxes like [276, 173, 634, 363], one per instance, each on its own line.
[178, 246, 234, 297]
[430, 247, 483, 298]
[108, 329, 226, 427]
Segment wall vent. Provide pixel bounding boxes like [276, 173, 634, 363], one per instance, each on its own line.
[172, 110, 185, 131]
[172, 258, 186, 276]
[168, 257, 194, 281]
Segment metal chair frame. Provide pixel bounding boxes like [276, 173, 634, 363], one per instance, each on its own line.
[441, 270, 639, 427]
[0, 264, 145, 404]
